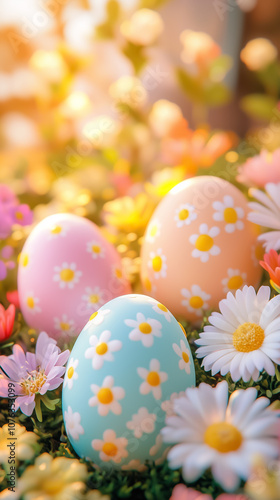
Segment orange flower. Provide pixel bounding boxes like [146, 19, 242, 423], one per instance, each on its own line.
[260, 249, 280, 291]
[180, 30, 221, 68]
[0, 304, 15, 342]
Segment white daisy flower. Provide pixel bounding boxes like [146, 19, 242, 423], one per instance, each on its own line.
[196, 285, 280, 382]
[48, 223, 67, 239]
[137, 359, 168, 400]
[89, 376, 125, 416]
[146, 220, 161, 243]
[121, 460, 147, 472]
[25, 292, 41, 315]
[92, 429, 128, 464]
[124, 313, 162, 348]
[85, 330, 122, 370]
[64, 406, 84, 441]
[181, 285, 211, 316]
[174, 203, 197, 228]
[54, 314, 75, 337]
[86, 241, 105, 259]
[64, 358, 79, 390]
[222, 269, 247, 294]
[162, 381, 280, 491]
[89, 309, 110, 325]
[172, 340, 191, 374]
[53, 262, 82, 290]
[189, 224, 220, 263]
[82, 286, 105, 311]
[213, 195, 244, 233]
[148, 248, 167, 279]
[126, 407, 156, 438]
[152, 302, 172, 322]
[248, 182, 280, 251]
[161, 392, 186, 417]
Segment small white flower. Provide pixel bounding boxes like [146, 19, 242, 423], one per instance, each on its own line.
[89, 376, 125, 416]
[146, 220, 161, 243]
[85, 330, 122, 370]
[148, 248, 167, 279]
[89, 309, 110, 325]
[92, 429, 128, 464]
[64, 406, 84, 441]
[125, 312, 162, 348]
[126, 407, 156, 438]
[137, 359, 168, 400]
[54, 314, 75, 337]
[189, 224, 220, 263]
[64, 358, 79, 390]
[181, 285, 211, 316]
[82, 286, 105, 311]
[162, 381, 280, 491]
[161, 392, 186, 417]
[248, 182, 280, 251]
[86, 241, 105, 259]
[48, 223, 67, 239]
[172, 340, 191, 374]
[152, 302, 172, 322]
[222, 269, 247, 294]
[213, 195, 244, 233]
[25, 292, 41, 315]
[53, 262, 82, 290]
[121, 459, 147, 472]
[174, 203, 197, 228]
[196, 285, 280, 382]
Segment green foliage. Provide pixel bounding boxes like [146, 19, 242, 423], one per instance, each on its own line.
[122, 42, 148, 74]
[240, 93, 278, 121]
[176, 68, 231, 107]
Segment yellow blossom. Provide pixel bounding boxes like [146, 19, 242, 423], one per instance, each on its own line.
[240, 38, 278, 71]
[109, 76, 147, 109]
[120, 9, 164, 46]
[0, 424, 40, 464]
[60, 91, 92, 118]
[103, 193, 155, 234]
[29, 50, 67, 83]
[180, 30, 221, 68]
[145, 167, 186, 200]
[149, 100, 183, 137]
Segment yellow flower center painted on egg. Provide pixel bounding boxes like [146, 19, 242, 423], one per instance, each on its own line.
[233, 322, 265, 352]
[152, 256, 162, 272]
[90, 294, 99, 304]
[96, 342, 108, 355]
[227, 275, 243, 290]
[157, 303, 168, 312]
[147, 372, 160, 387]
[115, 268, 123, 279]
[139, 322, 152, 334]
[92, 245, 101, 254]
[195, 235, 213, 252]
[21, 254, 29, 267]
[60, 269, 74, 282]
[60, 322, 70, 331]
[149, 225, 158, 237]
[189, 296, 204, 309]
[15, 211, 23, 221]
[67, 367, 74, 379]
[102, 442, 118, 457]
[224, 207, 237, 224]
[51, 225, 62, 234]
[204, 422, 243, 453]
[97, 388, 113, 405]
[90, 311, 98, 321]
[144, 278, 152, 292]
[179, 208, 189, 221]
[182, 352, 189, 363]
[27, 297, 34, 309]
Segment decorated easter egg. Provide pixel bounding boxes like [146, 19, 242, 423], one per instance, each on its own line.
[62, 294, 195, 469]
[18, 213, 131, 340]
[140, 176, 262, 323]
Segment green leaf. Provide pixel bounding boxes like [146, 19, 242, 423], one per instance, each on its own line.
[209, 54, 233, 82]
[240, 93, 278, 121]
[122, 42, 148, 74]
[202, 82, 231, 106]
[176, 67, 203, 101]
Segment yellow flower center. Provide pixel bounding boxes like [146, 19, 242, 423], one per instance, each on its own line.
[179, 208, 189, 221]
[102, 442, 118, 457]
[144, 278, 152, 292]
[15, 211, 23, 221]
[147, 371, 160, 386]
[67, 367, 74, 379]
[90, 311, 98, 321]
[60, 322, 70, 331]
[139, 322, 152, 334]
[204, 422, 243, 453]
[51, 225, 62, 234]
[27, 297, 34, 309]
[20, 369, 47, 396]
[189, 296, 204, 309]
[60, 269, 74, 282]
[182, 352, 189, 363]
[157, 303, 168, 312]
[233, 322, 265, 352]
[227, 275, 243, 290]
[115, 268, 123, 279]
[224, 207, 237, 224]
[152, 256, 162, 272]
[21, 254, 29, 267]
[96, 343, 108, 355]
[90, 294, 99, 304]
[150, 225, 158, 237]
[92, 245, 101, 254]
[97, 388, 113, 405]
[195, 234, 213, 252]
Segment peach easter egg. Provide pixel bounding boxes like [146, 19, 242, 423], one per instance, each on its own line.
[140, 176, 262, 322]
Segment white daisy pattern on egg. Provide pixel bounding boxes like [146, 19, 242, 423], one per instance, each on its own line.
[82, 286, 105, 311]
[85, 330, 122, 370]
[121, 460, 147, 472]
[92, 429, 128, 464]
[149, 433, 171, 464]
[181, 285, 211, 316]
[88, 309, 110, 325]
[152, 302, 172, 322]
[89, 376, 125, 416]
[64, 406, 84, 441]
[126, 407, 156, 438]
[161, 392, 186, 417]
[189, 224, 220, 263]
[174, 203, 197, 228]
[213, 195, 244, 233]
[25, 292, 41, 315]
[137, 359, 168, 400]
[64, 358, 79, 390]
[172, 341, 191, 374]
[48, 223, 67, 239]
[86, 241, 105, 259]
[53, 262, 82, 290]
[146, 220, 161, 243]
[54, 314, 75, 337]
[222, 269, 247, 294]
[124, 313, 162, 348]
[148, 248, 167, 279]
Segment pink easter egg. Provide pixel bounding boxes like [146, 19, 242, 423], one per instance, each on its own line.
[18, 213, 131, 340]
[140, 176, 262, 323]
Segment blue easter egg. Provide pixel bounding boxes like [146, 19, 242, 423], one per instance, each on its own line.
[62, 294, 195, 471]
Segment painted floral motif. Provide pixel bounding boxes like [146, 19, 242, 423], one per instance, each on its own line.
[82, 286, 105, 310]
[85, 330, 122, 370]
[54, 314, 75, 337]
[146, 220, 161, 243]
[25, 291, 41, 315]
[89, 376, 125, 416]
[92, 429, 128, 463]
[87, 241, 105, 259]
[181, 285, 211, 316]
[148, 248, 167, 278]
[137, 359, 168, 400]
[174, 203, 197, 228]
[213, 195, 244, 233]
[189, 224, 220, 263]
[152, 302, 172, 322]
[53, 262, 82, 290]
[172, 341, 191, 374]
[125, 312, 162, 347]
[64, 406, 84, 440]
[126, 407, 156, 438]
[222, 269, 247, 294]
[64, 358, 79, 390]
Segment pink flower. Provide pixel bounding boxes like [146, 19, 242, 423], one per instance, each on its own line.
[170, 485, 248, 500]
[0, 304, 15, 342]
[0, 211, 13, 239]
[0, 185, 17, 206]
[10, 204, 33, 226]
[0, 260, 7, 280]
[6, 290, 20, 309]
[0, 332, 69, 416]
[237, 149, 280, 188]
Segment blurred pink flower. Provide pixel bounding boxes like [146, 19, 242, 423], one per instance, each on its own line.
[170, 485, 248, 500]
[0, 260, 7, 280]
[10, 204, 33, 226]
[0, 211, 13, 239]
[0, 304, 15, 342]
[6, 290, 20, 309]
[237, 149, 280, 187]
[0, 185, 17, 206]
